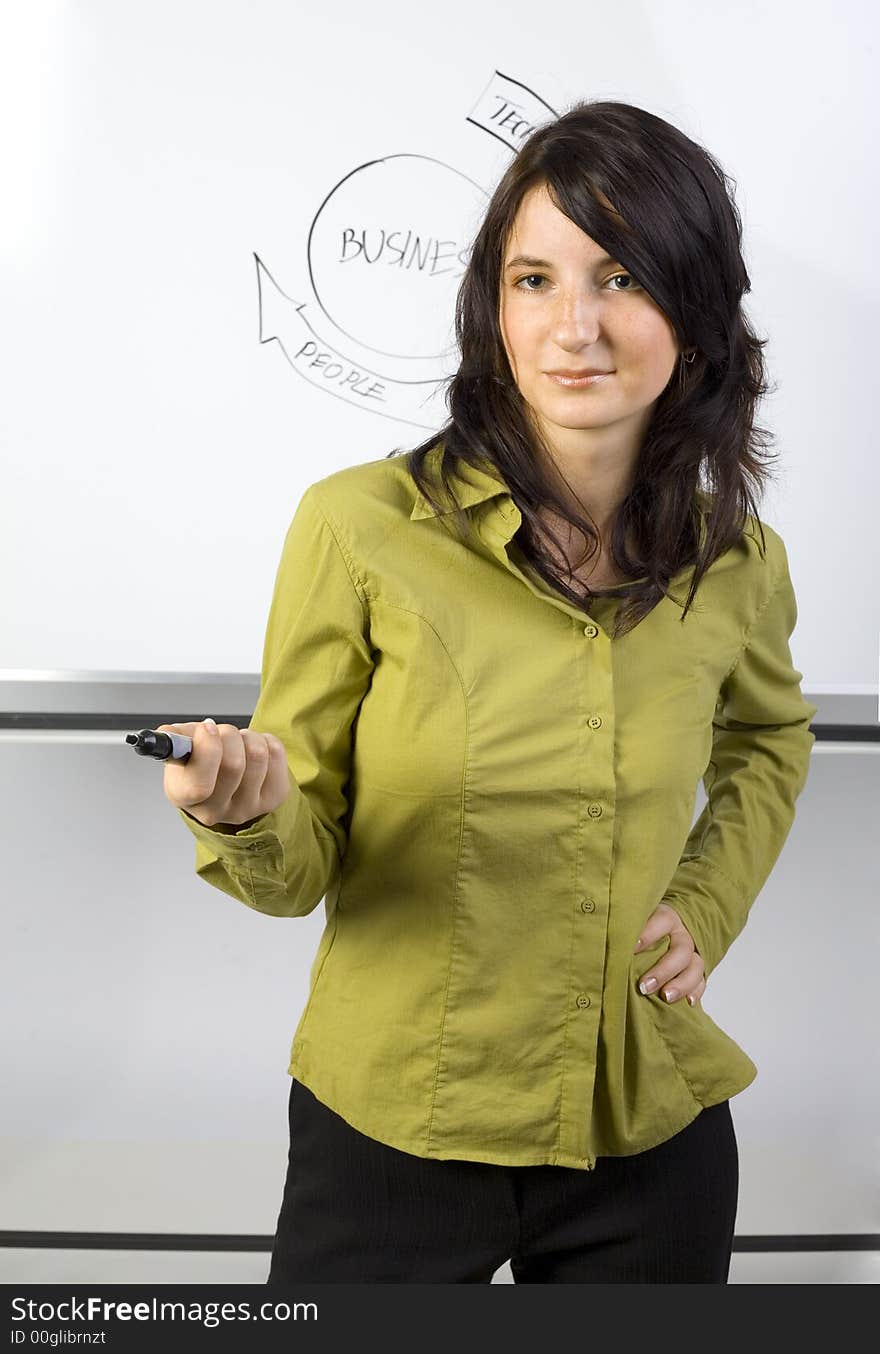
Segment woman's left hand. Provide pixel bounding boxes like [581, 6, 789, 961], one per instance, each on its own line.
[634, 903, 707, 1006]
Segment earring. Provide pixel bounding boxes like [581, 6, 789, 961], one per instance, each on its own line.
[678, 348, 697, 395]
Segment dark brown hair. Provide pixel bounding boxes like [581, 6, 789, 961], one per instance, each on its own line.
[387, 98, 776, 635]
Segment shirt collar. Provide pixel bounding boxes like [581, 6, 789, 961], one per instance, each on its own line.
[409, 445, 713, 559]
[409, 444, 512, 520]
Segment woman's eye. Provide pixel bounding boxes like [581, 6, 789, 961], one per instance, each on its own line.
[514, 274, 546, 292]
[607, 272, 641, 292]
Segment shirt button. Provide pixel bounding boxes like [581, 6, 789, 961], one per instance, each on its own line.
[587, 802, 603, 818]
[579, 898, 596, 913]
[576, 993, 592, 1009]
[583, 624, 599, 638]
[588, 715, 602, 729]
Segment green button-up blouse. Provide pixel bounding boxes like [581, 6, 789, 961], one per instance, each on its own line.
[178, 443, 817, 1170]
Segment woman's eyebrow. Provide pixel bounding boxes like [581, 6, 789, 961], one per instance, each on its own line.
[504, 252, 618, 270]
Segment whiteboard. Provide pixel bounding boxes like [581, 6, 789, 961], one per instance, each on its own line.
[1, 0, 877, 696]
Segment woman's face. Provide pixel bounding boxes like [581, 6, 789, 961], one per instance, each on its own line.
[498, 182, 681, 466]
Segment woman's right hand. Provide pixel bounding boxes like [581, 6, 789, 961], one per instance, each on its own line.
[158, 719, 291, 828]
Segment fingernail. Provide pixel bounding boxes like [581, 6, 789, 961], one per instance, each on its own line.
[664, 987, 679, 1001]
[203, 717, 217, 730]
[634, 938, 643, 952]
[687, 994, 696, 1006]
[639, 977, 657, 995]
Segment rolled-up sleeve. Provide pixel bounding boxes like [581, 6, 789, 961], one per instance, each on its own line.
[177, 483, 374, 917]
[659, 536, 817, 978]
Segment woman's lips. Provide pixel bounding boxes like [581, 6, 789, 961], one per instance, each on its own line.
[545, 372, 613, 387]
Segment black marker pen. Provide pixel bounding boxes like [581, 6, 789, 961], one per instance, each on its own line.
[125, 729, 193, 762]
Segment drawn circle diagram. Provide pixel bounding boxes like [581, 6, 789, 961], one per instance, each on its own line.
[306, 154, 488, 362]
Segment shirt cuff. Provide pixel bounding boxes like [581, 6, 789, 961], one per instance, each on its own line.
[176, 794, 300, 877]
[658, 856, 747, 980]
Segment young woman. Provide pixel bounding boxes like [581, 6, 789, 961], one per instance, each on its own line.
[163, 99, 817, 1283]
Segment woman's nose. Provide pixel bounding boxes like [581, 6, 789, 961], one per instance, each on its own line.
[550, 290, 603, 342]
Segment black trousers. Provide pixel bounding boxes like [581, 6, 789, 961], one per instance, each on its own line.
[267, 1077, 739, 1284]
